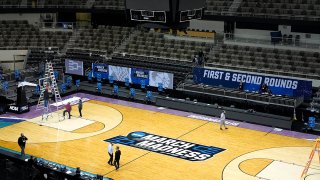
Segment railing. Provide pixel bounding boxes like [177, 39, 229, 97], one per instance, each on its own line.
[205, 10, 320, 21]
[0, 3, 124, 9]
[224, 33, 320, 50]
[38, 22, 76, 30]
[179, 83, 302, 108]
[113, 52, 193, 65]
[176, 72, 192, 89]
[67, 47, 108, 55]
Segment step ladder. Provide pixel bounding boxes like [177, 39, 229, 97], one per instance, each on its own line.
[36, 61, 62, 120]
[301, 138, 320, 179]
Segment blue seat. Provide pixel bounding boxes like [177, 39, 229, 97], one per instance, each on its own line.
[54, 71, 59, 80]
[66, 76, 72, 87]
[146, 91, 153, 102]
[14, 70, 20, 81]
[97, 73, 102, 82]
[60, 84, 66, 93]
[308, 117, 316, 128]
[125, 78, 130, 88]
[158, 83, 163, 92]
[2, 81, 8, 92]
[113, 85, 119, 96]
[130, 88, 136, 99]
[88, 71, 92, 81]
[141, 79, 146, 89]
[97, 83, 102, 93]
[76, 80, 80, 88]
[34, 85, 40, 95]
[109, 75, 114, 84]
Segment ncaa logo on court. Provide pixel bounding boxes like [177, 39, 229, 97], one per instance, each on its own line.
[105, 131, 225, 161]
[130, 131, 146, 138]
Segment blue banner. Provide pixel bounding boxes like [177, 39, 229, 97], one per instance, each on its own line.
[131, 68, 149, 85]
[91, 63, 174, 89]
[193, 67, 312, 99]
[92, 63, 109, 79]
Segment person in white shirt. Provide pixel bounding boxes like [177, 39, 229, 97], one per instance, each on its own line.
[220, 110, 228, 130]
[108, 143, 114, 165]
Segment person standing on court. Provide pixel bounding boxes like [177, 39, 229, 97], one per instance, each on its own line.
[44, 85, 50, 108]
[78, 99, 83, 117]
[63, 102, 72, 119]
[220, 110, 228, 130]
[18, 133, 28, 157]
[108, 143, 113, 165]
[114, 146, 121, 170]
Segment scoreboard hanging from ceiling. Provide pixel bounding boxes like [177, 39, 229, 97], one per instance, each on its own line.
[179, 0, 204, 22]
[125, 0, 205, 24]
[127, 0, 169, 23]
[130, 10, 167, 23]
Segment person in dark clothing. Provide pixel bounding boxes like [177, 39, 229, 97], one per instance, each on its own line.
[44, 86, 49, 108]
[27, 156, 41, 179]
[18, 133, 28, 157]
[114, 146, 121, 170]
[239, 80, 244, 91]
[78, 99, 83, 117]
[28, 156, 36, 167]
[260, 83, 268, 93]
[74, 167, 82, 179]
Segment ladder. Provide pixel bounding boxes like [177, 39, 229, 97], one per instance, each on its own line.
[301, 138, 320, 179]
[36, 61, 62, 119]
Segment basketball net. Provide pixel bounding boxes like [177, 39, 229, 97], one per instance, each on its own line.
[301, 138, 320, 179]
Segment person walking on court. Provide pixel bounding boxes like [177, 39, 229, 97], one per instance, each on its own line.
[78, 99, 83, 117]
[220, 110, 228, 130]
[18, 133, 28, 157]
[114, 146, 121, 170]
[44, 85, 50, 108]
[63, 102, 72, 120]
[108, 143, 113, 165]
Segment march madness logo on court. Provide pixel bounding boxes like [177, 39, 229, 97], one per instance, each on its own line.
[104, 131, 225, 161]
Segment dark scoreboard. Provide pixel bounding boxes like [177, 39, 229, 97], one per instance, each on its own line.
[126, 0, 205, 24]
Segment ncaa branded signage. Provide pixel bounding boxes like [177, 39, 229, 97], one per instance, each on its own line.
[105, 131, 225, 161]
[193, 67, 312, 99]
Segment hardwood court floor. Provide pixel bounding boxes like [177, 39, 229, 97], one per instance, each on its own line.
[0, 100, 319, 180]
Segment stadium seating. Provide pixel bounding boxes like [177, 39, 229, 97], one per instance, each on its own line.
[117, 31, 213, 63]
[41, 0, 125, 9]
[69, 25, 134, 54]
[207, 43, 320, 79]
[26, 47, 64, 70]
[0, 20, 72, 50]
[93, 0, 125, 10]
[42, 0, 89, 8]
[205, 0, 234, 15]
[205, 0, 320, 21]
[0, 0, 22, 8]
[0, 0, 125, 9]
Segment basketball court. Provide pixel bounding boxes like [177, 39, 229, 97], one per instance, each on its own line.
[0, 92, 319, 180]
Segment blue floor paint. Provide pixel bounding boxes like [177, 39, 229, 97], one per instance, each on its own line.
[0, 117, 24, 128]
[0, 122, 16, 128]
